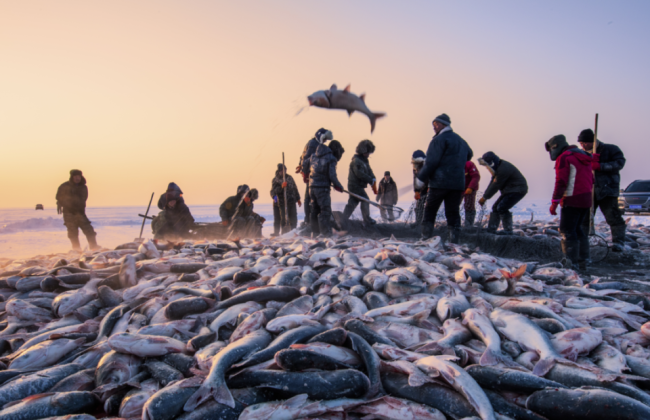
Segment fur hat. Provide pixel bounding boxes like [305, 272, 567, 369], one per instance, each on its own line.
[276, 163, 287, 172]
[237, 184, 250, 196]
[329, 140, 345, 161]
[384, 171, 390, 176]
[70, 169, 83, 177]
[315, 128, 333, 144]
[356, 139, 375, 155]
[433, 113, 451, 126]
[248, 188, 259, 201]
[478, 152, 501, 169]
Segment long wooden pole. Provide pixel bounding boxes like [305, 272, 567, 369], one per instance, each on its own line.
[282, 153, 289, 229]
[139, 192, 155, 239]
[589, 113, 599, 235]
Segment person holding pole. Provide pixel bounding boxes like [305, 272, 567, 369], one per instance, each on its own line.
[577, 128, 627, 253]
[342, 140, 378, 227]
[308, 140, 345, 237]
[297, 128, 333, 228]
[271, 163, 301, 235]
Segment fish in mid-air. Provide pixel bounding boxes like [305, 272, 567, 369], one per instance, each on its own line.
[307, 84, 386, 133]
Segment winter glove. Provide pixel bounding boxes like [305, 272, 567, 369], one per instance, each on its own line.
[549, 200, 560, 216]
[222, 220, 229, 226]
[295, 165, 302, 174]
[478, 197, 486, 206]
[414, 192, 421, 200]
[259, 217, 266, 224]
[273, 196, 278, 203]
[371, 181, 378, 195]
[302, 172, 309, 184]
[334, 185, 343, 193]
[57, 205, 62, 215]
[464, 188, 473, 195]
[282, 182, 287, 188]
[592, 153, 601, 170]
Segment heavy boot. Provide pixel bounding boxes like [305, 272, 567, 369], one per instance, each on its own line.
[448, 228, 461, 244]
[578, 236, 590, 271]
[342, 204, 355, 221]
[69, 236, 82, 252]
[486, 212, 500, 234]
[497, 212, 513, 235]
[309, 214, 320, 237]
[464, 211, 476, 228]
[561, 239, 580, 269]
[421, 221, 434, 240]
[319, 217, 332, 238]
[611, 224, 627, 252]
[86, 234, 100, 251]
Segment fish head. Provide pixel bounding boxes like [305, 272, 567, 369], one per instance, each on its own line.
[307, 90, 329, 108]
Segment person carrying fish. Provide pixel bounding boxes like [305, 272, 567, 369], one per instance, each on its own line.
[229, 188, 265, 238]
[152, 182, 195, 240]
[577, 129, 628, 252]
[411, 150, 428, 226]
[219, 184, 249, 225]
[55, 169, 100, 251]
[463, 160, 481, 227]
[297, 128, 333, 228]
[377, 171, 398, 221]
[342, 140, 378, 227]
[416, 113, 473, 243]
[308, 140, 345, 237]
[545, 134, 594, 270]
[270, 163, 301, 236]
[478, 152, 528, 235]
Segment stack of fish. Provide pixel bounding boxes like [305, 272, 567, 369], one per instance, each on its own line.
[0, 233, 649, 420]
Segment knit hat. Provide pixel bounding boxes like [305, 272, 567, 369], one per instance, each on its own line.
[433, 113, 451, 126]
[315, 128, 333, 144]
[578, 129, 594, 143]
[412, 150, 426, 159]
[356, 139, 376, 155]
[70, 169, 83, 177]
[384, 171, 390, 176]
[248, 188, 259, 201]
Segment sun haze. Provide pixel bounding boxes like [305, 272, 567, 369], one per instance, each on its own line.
[1, 1, 649, 209]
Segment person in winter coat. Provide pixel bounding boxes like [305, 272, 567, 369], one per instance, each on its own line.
[545, 135, 594, 270]
[463, 160, 481, 227]
[411, 150, 428, 226]
[342, 140, 377, 227]
[56, 169, 99, 251]
[478, 152, 528, 234]
[220, 185, 249, 224]
[270, 164, 301, 235]
[228, 188, 265, 238]
[577, 129, 627, 252]
[377, 171, 398, 221]
[153, 182, 195, 240]
[309, 140, 345, 237]
[296, 128, 333, 227]
[416, 113, 473, 243]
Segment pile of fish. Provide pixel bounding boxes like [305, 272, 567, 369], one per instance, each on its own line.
[1, 232, 650, 420]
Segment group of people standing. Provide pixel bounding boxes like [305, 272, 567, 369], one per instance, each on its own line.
[55, 112, 628, 271]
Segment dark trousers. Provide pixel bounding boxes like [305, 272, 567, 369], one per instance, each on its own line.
[423, 188, 464, 229]
[560, 206, 589, 241]
[492, 192, 526, 216]
[580, 196, 626, 233]
[343, 190, 371, 222]
[63, 212, 96, 241]
[310, 187, 333, 235]
[379, 202, 394, 221]
[303, 184, 311, 224]
[273, 202, 298, 234]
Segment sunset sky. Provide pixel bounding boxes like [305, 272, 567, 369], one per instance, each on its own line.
[1, 1, 649, 209]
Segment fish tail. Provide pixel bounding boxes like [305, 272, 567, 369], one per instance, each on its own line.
[212, 382, 236, 408]
[532, 357, 556, 376]
[479, 348, 501, 366]
[370, 113, 386, 133]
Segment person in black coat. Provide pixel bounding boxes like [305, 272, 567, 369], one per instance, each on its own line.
[377, 171, 398, 221]
[296, 128, 333, 228]
[56, 169, 99, 251]
[416, 113, 473, 243]
[220, 185, 249, 225]
[478, 152, 528, 235]
[308, 140, 345, 237]
[578, 129, 627, 252]
[153, 182, 195, 239]
[411, 150, 428, 226]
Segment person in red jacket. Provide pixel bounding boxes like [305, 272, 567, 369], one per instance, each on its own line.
[463, 160, 481, 226]
[545, 134, 594, 270]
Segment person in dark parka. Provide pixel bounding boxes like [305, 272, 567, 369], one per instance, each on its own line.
[577, 129, 627, 252]
[478, 152, 528, 235]
[56, 169, 99, 251]
[153, 182, 195, 240]
[270, 164, 301, 235]
[377, 171, 398, 221]
[297, 128, 333, 227]
[416, 113, 473, 243]
[220, 185, 249, 225]
[411, 150, 428, 226]
[228, 188, 265, 238]
[342, 140, 377, 226]
[309, 140, 345, 237]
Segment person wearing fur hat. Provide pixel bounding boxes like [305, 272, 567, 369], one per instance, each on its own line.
[577, 128, 627, 253]
[342, 139, 377, 227]
[270, 163, 301, 235]
[411, 150, 428, 225]
[478, 152, 527, 235]
[56, 169, 100, 251]
[296, 128, 333, 227]
[308, 140, 345, 237]
[152, 182, 195, 239]
[377, 171, 398, 221]
[220, 184, 249, 224]
[416, 113, 473, 243]
[228, 188, 265, 238]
